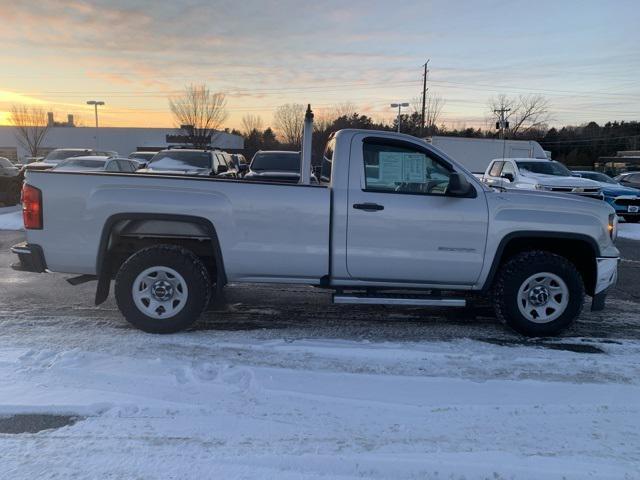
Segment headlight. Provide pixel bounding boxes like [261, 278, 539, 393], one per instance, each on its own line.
[608, 214, 618, 241]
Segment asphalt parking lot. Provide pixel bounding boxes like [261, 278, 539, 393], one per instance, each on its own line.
[1, 230, 639, 342]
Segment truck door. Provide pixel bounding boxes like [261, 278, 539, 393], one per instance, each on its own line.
[346, 135, 489, 285]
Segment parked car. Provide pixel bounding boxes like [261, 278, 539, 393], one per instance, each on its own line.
[244, 151, 316, 183]
[128, 151, 157, 167]
[614, 172, 640, 190]
[483, 158, 602, 199]
[573, 171, 640, 223]
[53, 156, 140, 173]
[25, 148, 118, 171]
[138, 148, 238, 178]
[0, 157, 19, 177]
[13, 129, 619, 338]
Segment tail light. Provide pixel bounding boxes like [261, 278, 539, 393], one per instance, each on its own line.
[22, 184, 43, 230]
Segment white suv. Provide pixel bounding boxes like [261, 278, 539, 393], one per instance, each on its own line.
[483, 158, 602, 199]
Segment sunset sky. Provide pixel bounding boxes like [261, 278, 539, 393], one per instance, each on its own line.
[0, 0, 638, 131]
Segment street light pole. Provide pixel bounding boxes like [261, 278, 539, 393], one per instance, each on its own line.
[390, 102, 410, 133]
[86, 100, 105, 148]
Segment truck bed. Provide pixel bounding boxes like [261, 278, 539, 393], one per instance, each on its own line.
[25, 171, 331, 283]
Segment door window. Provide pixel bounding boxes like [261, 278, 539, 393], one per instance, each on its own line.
[363, 141, 451, 195]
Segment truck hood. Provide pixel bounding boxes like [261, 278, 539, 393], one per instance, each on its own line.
[25, 161, 58, 171]
[493, 187, 607, 206]
[245, 170, 300, 182]
[599, 184, 640, 197]
[139, 167, 210, 176]
[520, 172, 601, 188]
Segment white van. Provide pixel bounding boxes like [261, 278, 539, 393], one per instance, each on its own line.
[426, 136, 547, 174]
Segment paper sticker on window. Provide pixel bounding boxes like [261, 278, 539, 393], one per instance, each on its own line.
[378, 152, 404, 184]
[403, 153, 426, 183]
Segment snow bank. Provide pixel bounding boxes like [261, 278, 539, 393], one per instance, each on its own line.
[618, 222, 640, 240]
[0, 206, 23, 231]
[0, 327, 638, 479]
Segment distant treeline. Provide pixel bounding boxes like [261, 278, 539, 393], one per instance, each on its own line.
[235, 112, 640, 168]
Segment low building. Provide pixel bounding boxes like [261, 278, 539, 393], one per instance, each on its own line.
[596, 150, 640, 175]
[0, 126, 244, 162]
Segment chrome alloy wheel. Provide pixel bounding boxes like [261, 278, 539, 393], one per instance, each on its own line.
[132, 266, 189, 319]
[517, 272, 569, 324]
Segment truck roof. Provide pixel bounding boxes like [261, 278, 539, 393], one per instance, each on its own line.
[493, 158, 552, 162]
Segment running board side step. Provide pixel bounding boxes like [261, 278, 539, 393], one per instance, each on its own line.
[333, 294, 466, 307]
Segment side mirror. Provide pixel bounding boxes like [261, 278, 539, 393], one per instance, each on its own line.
[447, 172, 474, 197]
[502, 172, 514, 182]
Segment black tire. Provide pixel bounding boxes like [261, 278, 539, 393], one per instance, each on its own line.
[493, 250, 584, 337]
[115, 245, 211, 333]
[623, 216, 640, 223]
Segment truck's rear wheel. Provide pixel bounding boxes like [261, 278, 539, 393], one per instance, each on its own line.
[115, 245, 211, 333]
[493, 250, 584, 337]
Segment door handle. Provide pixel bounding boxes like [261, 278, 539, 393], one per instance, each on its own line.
[353, 203, 384, 212]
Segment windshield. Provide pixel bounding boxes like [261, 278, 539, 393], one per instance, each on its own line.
[0, 158, 14, 168]
[516, 161, 572, 176]
[55, 159, 106, 170]
[251, 152, 300, 172]
[129, 152, 156, 160]
[147, 151, 211, 170]
[578, 172, 617, 184]
[45, 150, 91, 162]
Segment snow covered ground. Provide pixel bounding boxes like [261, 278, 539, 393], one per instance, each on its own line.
[618, 221, 640, 240]
[0, 306, 639, 479]
[0, 227, 639, 479]
[0, 206, 22, 231]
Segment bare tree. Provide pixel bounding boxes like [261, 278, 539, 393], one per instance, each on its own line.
[241, 114, 263, 136]
[424, 93, 445, 134]
[169, 84, 228, 147]
[412, 94, 445, 134]
[273, 103, 305, 146]
[9, 105, 50, 157]
[489, 94, 551, 137]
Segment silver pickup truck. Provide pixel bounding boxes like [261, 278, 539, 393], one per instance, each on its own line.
[12, 129, 619, 336]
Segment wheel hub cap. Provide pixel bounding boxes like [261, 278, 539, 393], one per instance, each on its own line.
[528, 285, 550, 306]
[151, 280, 174, 301]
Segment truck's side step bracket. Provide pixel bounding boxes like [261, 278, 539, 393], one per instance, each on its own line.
[66, 274, 97, 286]
[333, 293, 466, 307]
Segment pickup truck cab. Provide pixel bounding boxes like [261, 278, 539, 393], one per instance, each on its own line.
[483, 158, 602, 199]
[12, 129, 619, 336]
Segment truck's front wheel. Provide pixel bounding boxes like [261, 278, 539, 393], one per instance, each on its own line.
[115, 245, 211, 333]
[493, 250, 584, 337]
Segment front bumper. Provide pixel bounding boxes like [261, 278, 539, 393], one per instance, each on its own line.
[10, 242, 47, 273]
[606, 195, 640, 215]
[595, 257, 618, 295]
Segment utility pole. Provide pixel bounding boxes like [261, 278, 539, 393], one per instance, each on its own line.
[86, 100, 105, 149]
[420, 59, 429, 136]
[494, 107, 510, 158]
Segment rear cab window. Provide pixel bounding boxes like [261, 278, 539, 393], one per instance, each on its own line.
[321, 138, 335, 183]
[488, 161, 504, 177]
